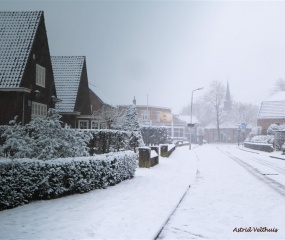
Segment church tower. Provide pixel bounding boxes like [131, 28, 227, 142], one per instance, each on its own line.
[224, 81, 232, 111]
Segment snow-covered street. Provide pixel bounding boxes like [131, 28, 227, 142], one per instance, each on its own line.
[1, 144, 285, 239]
[158, 144, 285, 239]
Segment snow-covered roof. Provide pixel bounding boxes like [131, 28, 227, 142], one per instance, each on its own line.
[51, 56, 85, 112]
[258, 101, 285, 119]
[0, 11, 42, 88]
[258, 91, 285, 119]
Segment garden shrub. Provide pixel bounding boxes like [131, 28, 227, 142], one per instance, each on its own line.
[140, 126, 168, 146]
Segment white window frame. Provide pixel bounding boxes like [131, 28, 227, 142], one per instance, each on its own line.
[36, 64, 46, 87]
[141, 110, 150, 121]
[31, 102, 47, 118]
[157, 111, 161, 122]
[91, 121, 99, 129]
[78, 120, 89, 129]
[100, 123, 107, 129]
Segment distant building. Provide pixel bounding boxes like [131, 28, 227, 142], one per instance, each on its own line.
[257, 91, 285, 134]
[118, 102, 194, 140]
[204, 81, 251, 143]
[224, 81, 232, 111]
[204, 122, 251, 143]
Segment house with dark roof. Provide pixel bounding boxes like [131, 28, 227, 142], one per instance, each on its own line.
[51, 56, 92, 128]
[257, 91, 285, 134]
[0, 11, 59, 125]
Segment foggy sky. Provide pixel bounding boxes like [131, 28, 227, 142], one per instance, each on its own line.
[1, 0, 285, 113]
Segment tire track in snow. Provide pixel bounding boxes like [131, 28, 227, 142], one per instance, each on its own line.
[217, 147, 285, 198]
[154, 151, 201, 240]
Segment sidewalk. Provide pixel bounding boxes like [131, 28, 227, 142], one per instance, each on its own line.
[0, 146, 198, 240]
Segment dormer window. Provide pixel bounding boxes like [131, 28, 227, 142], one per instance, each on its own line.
[36, 64, 45, 87]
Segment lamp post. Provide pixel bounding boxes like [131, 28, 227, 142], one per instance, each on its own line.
[189, 87, 204, 150]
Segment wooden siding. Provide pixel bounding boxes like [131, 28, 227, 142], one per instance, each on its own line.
[0, 14, 56, 125]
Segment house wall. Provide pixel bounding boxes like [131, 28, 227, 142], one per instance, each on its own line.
[257, 118, 285, 134]
[204, 128, 251, 143]
[74, 59, 91, 116]
[89, 89, 104, 112]
[61, 115, 77, 128]
[136, 106, 172, 125]
[0, 92, 24, 125]
[0, 14, 56, 125]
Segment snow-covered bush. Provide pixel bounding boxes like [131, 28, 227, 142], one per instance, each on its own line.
[267, 123, 285, 135]
[266, 124, 285, 149]
[85, 129, 144, 155]
[0, 109, 91, 160]
[140, 126, 168, 146]
[248, 135, 274, 144]
[0, 125, 8, 157]
[121, 104, 140, 131]
[246, 126, 262, 141]
[0, 151, 137, 210]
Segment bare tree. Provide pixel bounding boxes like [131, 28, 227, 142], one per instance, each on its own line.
[181, 99, 213, 127]
[204, 80, 226, 142]
[92, 105, 125, 129]
[231, 102, 259, 126]
[271, 78, 285, 94]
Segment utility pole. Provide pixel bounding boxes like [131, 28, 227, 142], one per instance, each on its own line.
[189, 87, 204, 150]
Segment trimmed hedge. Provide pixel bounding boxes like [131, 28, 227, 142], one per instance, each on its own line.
[140, 126, 167, 146]
[84, 129, 144, 155]
[0, 151, 137, 211]
[244, 142, 274, 152]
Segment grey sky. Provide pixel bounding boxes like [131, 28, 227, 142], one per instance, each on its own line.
[1, 0, 285, 113]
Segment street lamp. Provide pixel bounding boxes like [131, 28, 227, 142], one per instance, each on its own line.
[189, 87, 204, 150]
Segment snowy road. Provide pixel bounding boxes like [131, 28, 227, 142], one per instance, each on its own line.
[158, 144, 285, 239]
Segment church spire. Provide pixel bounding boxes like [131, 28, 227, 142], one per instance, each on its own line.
[224, 81, 232, 111]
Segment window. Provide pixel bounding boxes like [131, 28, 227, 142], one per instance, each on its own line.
[78, 120, 89, 129]
[100, 123, 107, 129]
[91, 121, 98, 129]
[157, 111, 161, 122]
[31, 102, 47, 118]
[36, 64, 46, 87]
[141, 110, 149, 121]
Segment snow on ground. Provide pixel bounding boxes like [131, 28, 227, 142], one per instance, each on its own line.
[0, 146, 198, 240]
[158, 144, 285, 239]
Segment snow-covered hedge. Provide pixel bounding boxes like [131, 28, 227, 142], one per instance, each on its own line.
[0, 126, 7, 156]
[0, 151, 137, 211]
[248, 135, 274, 144]
[244, 135, 274, 152]
[140, 126, 168, 146]
[0, 110, 91, 160]
[267, 123, 285, 135]
[244, 142, 273, 152]
[83, 129, 144, 155]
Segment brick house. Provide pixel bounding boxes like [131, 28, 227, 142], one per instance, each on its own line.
[204, 122, 251, 143]
[51, 56, 92, 128]
[0, 11, 59, 125]
[257, 91, 285, 134]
